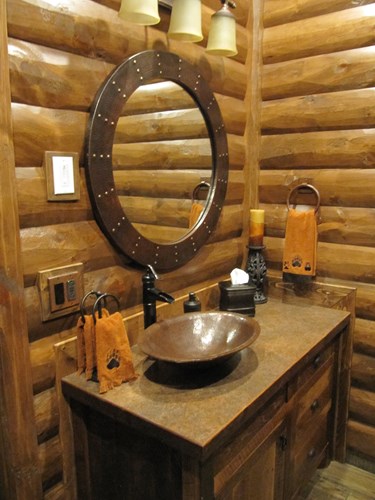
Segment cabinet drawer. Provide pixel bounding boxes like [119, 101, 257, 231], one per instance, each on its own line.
[291, 407, 330, 497]
[287, 342, 334, 400]
[295, 358, 333, 435]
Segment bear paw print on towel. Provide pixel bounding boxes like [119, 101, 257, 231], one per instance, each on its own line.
[106, 349, 121, 370]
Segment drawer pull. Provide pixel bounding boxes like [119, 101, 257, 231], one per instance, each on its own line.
[310, 399, 320, 412]
[279, 435, 288, 451]
[313, 355, 321, 369]
[307, 448, 316, 459]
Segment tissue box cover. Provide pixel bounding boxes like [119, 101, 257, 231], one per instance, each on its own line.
[219, 280, 256, 316]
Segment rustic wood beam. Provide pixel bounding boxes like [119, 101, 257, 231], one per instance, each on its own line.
[262, 47, 375, 101]
[0, 0, 43, 497]
[263, 0, 375, 28]
[261, 88, 375, 133]
[263, 6, 375, 64]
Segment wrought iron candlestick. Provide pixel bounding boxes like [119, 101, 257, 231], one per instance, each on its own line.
[246, 245, 267, 304]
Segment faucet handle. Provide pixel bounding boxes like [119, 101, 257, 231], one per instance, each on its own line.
[145, 264, 159, 280]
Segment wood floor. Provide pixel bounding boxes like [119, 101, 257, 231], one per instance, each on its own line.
[299, 462, 375, 499]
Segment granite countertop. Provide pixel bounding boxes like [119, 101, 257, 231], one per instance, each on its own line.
[62, 299, 349, 460]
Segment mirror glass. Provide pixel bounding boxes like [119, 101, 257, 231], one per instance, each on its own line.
[85, 50, 228, 271]
[112, 80, 212, 244]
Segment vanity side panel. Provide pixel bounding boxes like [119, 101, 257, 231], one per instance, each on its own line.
[69, 401, 182, 500]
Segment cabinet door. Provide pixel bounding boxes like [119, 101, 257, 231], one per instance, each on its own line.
[216, 419, 288, 500]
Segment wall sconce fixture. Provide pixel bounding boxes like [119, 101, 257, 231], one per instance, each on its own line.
[118, 0, 160, 25]
[206, 0, 238, 57]
[118, 0, 237, 57]
[168, 0, 203, 42]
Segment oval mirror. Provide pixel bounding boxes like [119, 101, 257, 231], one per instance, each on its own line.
[112, 80, 212, 244]
[86, 50, 228, 271]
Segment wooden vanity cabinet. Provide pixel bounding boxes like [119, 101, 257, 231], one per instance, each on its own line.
[62, 301, 351, 500]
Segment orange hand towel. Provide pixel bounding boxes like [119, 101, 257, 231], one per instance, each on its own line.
[95, 309, 137, 394]
[78, 314, 97, 380]
[282, 208, 317, 277]
[83, 314, 96, 380]
[189, 202, 204, 228]
[76, 316, 86, 376]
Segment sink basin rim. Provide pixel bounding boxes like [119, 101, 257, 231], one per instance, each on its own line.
[138, 311, 260, 366]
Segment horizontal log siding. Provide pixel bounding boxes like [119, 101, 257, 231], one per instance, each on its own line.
[262, 0, 375, 468]
[5, 0, 253, 495]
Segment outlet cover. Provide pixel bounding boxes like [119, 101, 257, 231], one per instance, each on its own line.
[37, 263, 84, 322]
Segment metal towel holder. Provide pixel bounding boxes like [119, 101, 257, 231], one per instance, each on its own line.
[286, 183, 320, 214]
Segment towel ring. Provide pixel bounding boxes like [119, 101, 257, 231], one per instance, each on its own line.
[80, 290, 102, 323]
[192, 181, 210, 202]
[92, 293, 121, 322]
[286, 183, 320, 214]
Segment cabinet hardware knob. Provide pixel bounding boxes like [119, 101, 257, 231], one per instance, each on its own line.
[313, 355, 321, 368]
[310, 399, 320, 412]
[279, 435, 288, 451]
[307, 448, 316, 459]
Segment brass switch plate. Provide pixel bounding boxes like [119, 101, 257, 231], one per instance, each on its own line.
[37, 263, 84, 321]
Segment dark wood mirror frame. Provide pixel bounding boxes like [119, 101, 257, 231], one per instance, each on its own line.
[85, 50, 229, 271]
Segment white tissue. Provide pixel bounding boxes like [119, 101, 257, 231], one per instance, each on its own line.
[295, 204, 312, 212]
[230, 268, 249, 285]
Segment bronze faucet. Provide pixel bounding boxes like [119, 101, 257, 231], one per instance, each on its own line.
[142, 265, 174, 329]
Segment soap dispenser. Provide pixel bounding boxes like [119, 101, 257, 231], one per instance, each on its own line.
[183, 292, 201, 313]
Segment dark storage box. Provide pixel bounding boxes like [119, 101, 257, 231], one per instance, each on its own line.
[219, 280, 256, 317]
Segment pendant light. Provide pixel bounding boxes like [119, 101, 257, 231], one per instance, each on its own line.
[168, 0, 203, 42]
[206, 0, 237, 57]
[118, 0, 160, 26]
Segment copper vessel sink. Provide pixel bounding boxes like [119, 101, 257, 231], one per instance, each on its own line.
[139, 311, 260, 367]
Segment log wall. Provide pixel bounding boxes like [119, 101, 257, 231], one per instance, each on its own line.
[3, 0, 255, 498]
[261, 0, 375, 472]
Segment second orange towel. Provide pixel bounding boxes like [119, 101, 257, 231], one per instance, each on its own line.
[282, 208, 317, 277]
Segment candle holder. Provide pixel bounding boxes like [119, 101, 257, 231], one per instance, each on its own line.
[246, 245, 267, 304]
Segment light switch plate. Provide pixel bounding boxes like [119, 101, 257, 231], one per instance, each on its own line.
[37, 263, 84, 321]
[44, 151, 80, 201]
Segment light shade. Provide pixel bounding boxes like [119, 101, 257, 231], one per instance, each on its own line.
[206, 4, 238, 57]
[168, 0, 203, 42]
[118, 0, 160, 26]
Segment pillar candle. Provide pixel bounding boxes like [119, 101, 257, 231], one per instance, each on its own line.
[249, 209, 264, 247]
